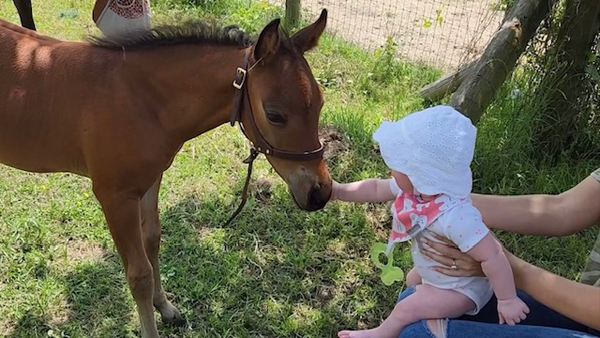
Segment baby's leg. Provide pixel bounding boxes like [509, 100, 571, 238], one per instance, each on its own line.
[405, 268, 422, 288]
[338, 284, 475, 338]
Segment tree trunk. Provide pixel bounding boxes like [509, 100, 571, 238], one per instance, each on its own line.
[450, 0, 552, 124]
[417, 0, 521, 102]
[419, 60, 477, 101]
[535, 0, 600, 160]
[284, 0, 301, 32]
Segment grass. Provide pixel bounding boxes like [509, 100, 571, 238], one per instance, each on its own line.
[0, 0, 598, 337]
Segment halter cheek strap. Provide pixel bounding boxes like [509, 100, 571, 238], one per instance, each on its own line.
[226, 50, 325, 224]
[230, 53, 325, 161]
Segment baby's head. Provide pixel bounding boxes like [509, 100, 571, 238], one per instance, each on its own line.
[373, 105, 476, 198]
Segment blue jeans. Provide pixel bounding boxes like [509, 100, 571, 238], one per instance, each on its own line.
[397, 286, 599, 338]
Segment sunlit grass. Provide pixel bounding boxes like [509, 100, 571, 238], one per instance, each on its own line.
[0, 0, 597, 336]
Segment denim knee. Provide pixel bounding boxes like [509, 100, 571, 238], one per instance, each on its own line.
[400, 320, 441, 338]
[398, 286, 417, 303]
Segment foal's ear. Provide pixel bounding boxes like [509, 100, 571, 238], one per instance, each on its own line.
[254, 18, 281, 62]
[291, 9, 327, 53]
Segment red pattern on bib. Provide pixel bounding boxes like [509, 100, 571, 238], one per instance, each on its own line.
[389, 194, 468, 245]
[108, 0, 150, 19]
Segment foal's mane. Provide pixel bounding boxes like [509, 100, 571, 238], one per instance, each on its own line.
[88, 20, 257, 50]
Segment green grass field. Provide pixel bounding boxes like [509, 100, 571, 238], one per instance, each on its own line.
[0, 0, 598, 337]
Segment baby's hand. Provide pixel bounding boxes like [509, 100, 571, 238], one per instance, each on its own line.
[497, 297, 530, 325]
[330, 180, 340, 201]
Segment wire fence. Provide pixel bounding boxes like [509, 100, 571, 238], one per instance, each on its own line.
[272, 0, 506, 72]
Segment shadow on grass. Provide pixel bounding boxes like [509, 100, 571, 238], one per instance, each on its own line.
[6, 256, 134, 338]
[155, 191, 403, 337]
[5, 183, 401, 337]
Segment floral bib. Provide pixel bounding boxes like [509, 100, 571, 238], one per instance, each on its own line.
[387, 193, 468, 253]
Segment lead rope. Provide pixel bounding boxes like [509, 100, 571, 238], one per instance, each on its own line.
[225, 148, 259, 225]
[224, 53, 266, 225]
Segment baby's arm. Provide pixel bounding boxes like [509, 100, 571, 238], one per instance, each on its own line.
[466, 233, 530, 325]
[332, 179, 396, 203]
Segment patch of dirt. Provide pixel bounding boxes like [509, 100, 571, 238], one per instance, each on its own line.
[320, 126, 350, 161]
[273, 0, 505, 71]
[366, 204, 391, 238]
[197, 227, 220, 240]
[49, 239, 107, 273]
[314, 284, 336, 305]
[0, 283, 15, 335]
[48, 300, 72, 326]
[64, 240, 106, 263]
[252, 176, 275, 202]
[325, 239, 347, 256]
[0, 320, 14, 337]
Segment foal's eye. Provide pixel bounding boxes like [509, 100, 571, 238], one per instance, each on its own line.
[266, 112, 287, 124]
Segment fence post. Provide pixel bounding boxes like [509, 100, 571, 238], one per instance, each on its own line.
[284, 0, 301, 32]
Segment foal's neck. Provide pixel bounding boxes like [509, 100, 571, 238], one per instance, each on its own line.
[128, 45, 248, 144]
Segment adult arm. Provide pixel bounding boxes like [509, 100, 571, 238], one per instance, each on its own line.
[421, 234, 600, 331]
[506, 249, 600, 331]
[471, 175, 600, 236]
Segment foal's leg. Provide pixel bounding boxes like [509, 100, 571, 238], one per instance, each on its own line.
[141, 176, 185, 326]
[12, 0, 36, 30]
[95, 189, 159, 338]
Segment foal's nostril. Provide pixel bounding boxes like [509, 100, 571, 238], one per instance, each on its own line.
[307, 186, 327, 211]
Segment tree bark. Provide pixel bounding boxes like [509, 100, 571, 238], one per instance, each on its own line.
[419, 60, 477, 101]
[535, 0, 600, 159]
[450, 0, 552, 124]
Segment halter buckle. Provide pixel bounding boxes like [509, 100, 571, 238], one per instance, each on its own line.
[232, 67, 247, 90]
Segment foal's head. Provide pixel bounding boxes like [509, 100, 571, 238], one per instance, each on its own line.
[243, 10, 331, 211]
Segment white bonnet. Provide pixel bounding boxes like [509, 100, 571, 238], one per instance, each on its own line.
[373, 105, 477, 198]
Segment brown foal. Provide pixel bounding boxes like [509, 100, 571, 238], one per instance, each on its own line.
[0, 10, 331, 337]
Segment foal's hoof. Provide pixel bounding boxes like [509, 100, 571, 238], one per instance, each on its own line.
[162, 311, 187, 327]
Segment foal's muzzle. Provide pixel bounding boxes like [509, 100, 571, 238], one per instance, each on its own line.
[304, 184, 330, 211]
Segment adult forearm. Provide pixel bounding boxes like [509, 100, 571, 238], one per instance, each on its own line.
[471, 194, 567, 236]
[510, 254, 600, 330]
[472, 175, 600, 236]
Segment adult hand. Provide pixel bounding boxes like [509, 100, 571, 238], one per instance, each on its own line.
[420, 231, 485, 277]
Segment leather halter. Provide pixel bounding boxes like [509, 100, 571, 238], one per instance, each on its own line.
[226, 51, 325, 224]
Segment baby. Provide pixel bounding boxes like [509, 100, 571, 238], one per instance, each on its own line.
[332, 106, 529, 338]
